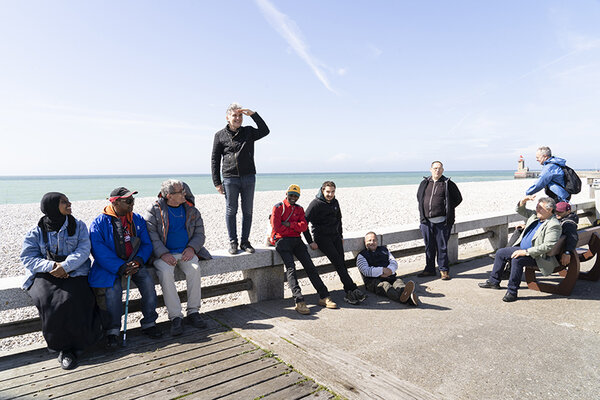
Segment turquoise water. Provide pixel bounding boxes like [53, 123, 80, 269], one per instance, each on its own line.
[0, 171, 514, 204]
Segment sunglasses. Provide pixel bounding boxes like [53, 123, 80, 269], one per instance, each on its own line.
[118, 197, 135, 204]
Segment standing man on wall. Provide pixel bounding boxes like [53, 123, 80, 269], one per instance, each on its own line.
[417, 161, 463, 280]
[303, 181, 366, 305]
[526, 146, 570, 203]
[211, 103, 270, 255]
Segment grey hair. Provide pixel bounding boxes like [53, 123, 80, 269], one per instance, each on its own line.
[160, 179, 184, 197]
[226, 102, 242, 114]
[538, 197, 556, 213]
[537, 146, 552, 157]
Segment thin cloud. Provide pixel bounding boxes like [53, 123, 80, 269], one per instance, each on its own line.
[255, 0, 337, 94]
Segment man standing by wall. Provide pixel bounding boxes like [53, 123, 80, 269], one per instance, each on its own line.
[211, 103, 269, 254]
[417, 161, 462, 280]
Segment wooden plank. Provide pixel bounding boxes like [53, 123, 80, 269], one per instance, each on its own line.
[71, 344, 260, 400]
[300, 390, 336, 399]
[213, 306, 440, 400]
[261, 380, 321, 400]
[15, 337, 252, 400]
[116, 356, 277, 400]
[218, 370, 307, 400]
[0, 328, 235, 398]
[0, 325, 226, 383]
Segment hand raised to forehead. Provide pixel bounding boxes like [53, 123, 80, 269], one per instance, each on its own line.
[239, 108, 255, 116]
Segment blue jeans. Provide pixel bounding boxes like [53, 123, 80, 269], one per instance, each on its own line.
[488, 246, 536, 295]
[223, 175, 256, 243]
[420, 220, 451, 272]
[102, 267, 158, 336]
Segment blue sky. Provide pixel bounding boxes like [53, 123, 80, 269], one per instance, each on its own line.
[1, 1, 599, 175]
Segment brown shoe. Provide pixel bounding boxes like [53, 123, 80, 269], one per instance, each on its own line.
[399, 280, 415, 303]
[440, 271, 451, 280]
[318, 297, 338, 309]
[295, 302, 310, 315]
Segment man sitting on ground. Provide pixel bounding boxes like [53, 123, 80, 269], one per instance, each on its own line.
[356, 232, 419, 306]
[89, 187, 162, 348]
[479, 196, 561, 302]
[144, 179, 209, 336]
[270, 184, 337, 315]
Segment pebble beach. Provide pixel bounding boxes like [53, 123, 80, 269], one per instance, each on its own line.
[0, 178, 592, 351]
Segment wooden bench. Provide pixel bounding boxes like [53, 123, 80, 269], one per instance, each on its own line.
[525, 226, 600, 296]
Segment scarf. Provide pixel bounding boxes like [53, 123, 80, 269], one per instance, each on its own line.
[37, 192, 76, 237]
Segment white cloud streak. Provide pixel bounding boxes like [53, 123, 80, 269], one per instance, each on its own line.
[255, 0, 337, 94]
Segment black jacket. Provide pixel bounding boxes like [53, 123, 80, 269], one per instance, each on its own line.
[559, 212, 579, 253]
[303, 190, 342, 243]
[211, 113, 269, 186]
[417, 175, 462, 226]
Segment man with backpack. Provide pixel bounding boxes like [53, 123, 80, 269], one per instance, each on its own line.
[526, 146, 580, 202]
[269, 184, 338, 315]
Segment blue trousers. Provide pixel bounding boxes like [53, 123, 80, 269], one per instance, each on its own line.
[488, 246, 536, 295]
[223, 175, 256, 244]
[420, 220, 451, 272]
[100, 267, 158, 336]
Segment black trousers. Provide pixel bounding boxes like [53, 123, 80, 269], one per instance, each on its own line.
[275, 237, 330, 303]
[314, 234, 358, 292]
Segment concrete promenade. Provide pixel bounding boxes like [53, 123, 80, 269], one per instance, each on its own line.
[211, 254, 600, 400]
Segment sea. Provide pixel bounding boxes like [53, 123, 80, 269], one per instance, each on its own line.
[0, 171, 515, 205]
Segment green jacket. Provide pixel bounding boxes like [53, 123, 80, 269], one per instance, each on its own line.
[514, 202, 561, 275]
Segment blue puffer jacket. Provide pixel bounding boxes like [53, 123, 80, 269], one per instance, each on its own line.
[88, 212, 153, 288]
[526, 156, 570, 202]
[20, 218, 92, 290]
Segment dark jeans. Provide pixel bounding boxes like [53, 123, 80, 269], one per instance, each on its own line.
[223, 174, 256, 244]
[314, 234, 357, 292]
[420, 220, 451, 272]
[95, 266, 158, 336]
[488, 246, 536, 295]
[275, 237, 330, 303]
[364, 276, 406, 302]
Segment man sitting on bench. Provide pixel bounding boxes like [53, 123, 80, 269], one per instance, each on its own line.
[555, 201, 579, 267]
[478, 196, 561, 302]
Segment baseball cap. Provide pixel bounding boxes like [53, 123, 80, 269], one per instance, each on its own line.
[555, 202, 571, 213]
[109, 187, 138, 202]
[287, 184, 301, 197]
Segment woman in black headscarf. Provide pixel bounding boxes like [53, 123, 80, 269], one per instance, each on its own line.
[21, 192, 101, 370]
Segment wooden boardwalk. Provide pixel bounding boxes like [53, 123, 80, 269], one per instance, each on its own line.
[0, 322, 334, 400]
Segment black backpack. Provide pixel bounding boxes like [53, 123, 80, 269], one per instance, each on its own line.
[555, 164, 582, 195]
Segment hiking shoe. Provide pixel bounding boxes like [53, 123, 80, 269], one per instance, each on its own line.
[344, 290, 360, 305]
[440, 271, 451, 280]
[417, 270, 436, 278]
[187, 312, 207, 329]
[170, 317, 183, 336]
[240, 241, 255, 253]
[105, 334, 119, 350]
[58, 351, 78, 370]
[295, 302, 310, 315]
[228, 242, 239, 255]
[142, 325, 163, 339]
[399, 280, 415, 303]
[318, 297, 338, 309]
[478, 280, 501, 290]
[353, 288, 367, 302]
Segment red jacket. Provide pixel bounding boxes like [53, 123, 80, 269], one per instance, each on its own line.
[270, 198, 308, 244]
